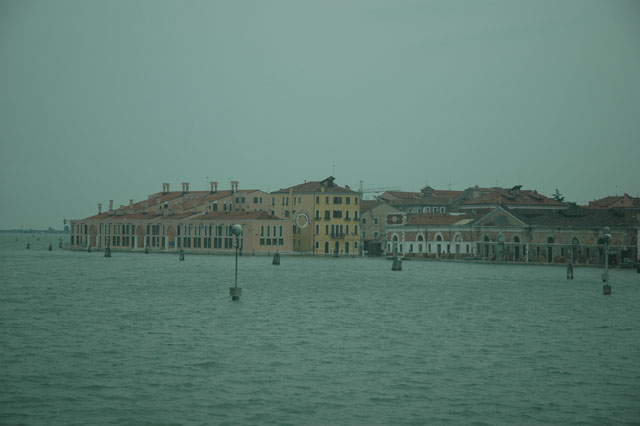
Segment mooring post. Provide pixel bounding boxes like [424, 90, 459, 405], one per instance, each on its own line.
[392, 241, 402, 271]
[273, 250, 280, 265]
[48, 242, 52, 251]
[58, 238, 62, 249]
[229, 224, 243, 301]
[88, 245, 91, 253]
[602, 228, 611, 295]
[26, 242, 30, 250]
[179, 249, 185, 261]
[567, 249, 574, 280]
[104, 246, 111, 258]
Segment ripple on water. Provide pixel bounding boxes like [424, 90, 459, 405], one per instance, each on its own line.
[1, 237, 640, 425]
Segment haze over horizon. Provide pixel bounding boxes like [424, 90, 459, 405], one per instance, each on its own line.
[1, 0, 639, 229]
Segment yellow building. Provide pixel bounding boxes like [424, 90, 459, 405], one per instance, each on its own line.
[270, 177, 361, 255]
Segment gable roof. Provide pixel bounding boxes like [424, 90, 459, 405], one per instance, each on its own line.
[271, 177, 358, 194]
[461, 188, 566, 207]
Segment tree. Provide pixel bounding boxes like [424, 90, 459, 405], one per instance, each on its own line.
[552, 189, 565, 202]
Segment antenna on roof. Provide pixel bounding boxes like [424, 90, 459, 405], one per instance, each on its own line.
[332, 164, 335, 176]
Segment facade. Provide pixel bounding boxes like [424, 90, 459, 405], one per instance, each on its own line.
[385, 212, 479, 259]
[270, 177, 361, 255]
[385, 206, 640, 266]
[70, 182, 288, 254]
[360, 200, 400, 256]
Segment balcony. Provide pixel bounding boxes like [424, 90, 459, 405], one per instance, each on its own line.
[330, 232, 345, 239]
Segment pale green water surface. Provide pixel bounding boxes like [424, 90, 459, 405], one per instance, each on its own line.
[1, 234, 639, 425]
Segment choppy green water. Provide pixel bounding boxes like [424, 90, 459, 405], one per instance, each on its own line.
[1, 234, 639, 425]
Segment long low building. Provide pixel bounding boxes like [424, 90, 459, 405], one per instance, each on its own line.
[385, 205, 640, 267]
[70, 181, 293, 254]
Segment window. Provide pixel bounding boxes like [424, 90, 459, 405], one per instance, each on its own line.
[241, 197, 245, 203]
[325, 225, 329, 235]
[355, 198, 358, 205]
[362, 218, 366, 224]
[285, 211, 290, 218]
[253, 197, 258, 203]
[346, 197, 350, 205]
[316, 196, 320, 203]
[333, 210, 342, 218]
[355, 225, 358, 234]
[333, 196, 342, 204]
[355, 211, 358, 220]
[324, 210, 330, 220]
[373, 218, 378, 225]
[236, 197, 240, 203]
[345, 210, 350, 219]
[440, 207, 445, 213]
[272, 197, 275, 206]
[315, 210, 320, 219]
[325, 196, 329, 204]
[374, 232, 379, 238]
[315, 225, 319, 235]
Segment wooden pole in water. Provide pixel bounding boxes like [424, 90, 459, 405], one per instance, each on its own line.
[602, 228, 611, 295]
[229, 224, 243, 301]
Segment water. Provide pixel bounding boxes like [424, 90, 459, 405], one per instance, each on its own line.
[1, 234, 639, 426]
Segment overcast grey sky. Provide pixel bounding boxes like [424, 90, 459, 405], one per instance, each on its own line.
[1, 0, 639, 229]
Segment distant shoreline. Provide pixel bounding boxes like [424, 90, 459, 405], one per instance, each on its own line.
[0, 230, 69, 234]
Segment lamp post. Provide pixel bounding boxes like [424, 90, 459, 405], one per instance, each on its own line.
[601, 227, 612, 295]
[229, 224, 243, 301]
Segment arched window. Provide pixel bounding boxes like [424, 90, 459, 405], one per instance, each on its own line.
[436, 235, 442, 241]
[547, 236, 554, 244]
[454, 234, 462, 242]
[572, 237, 579, 245]
[417, 234, 424, 242]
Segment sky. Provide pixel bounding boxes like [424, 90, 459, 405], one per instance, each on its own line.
[1, 0, 639, 229]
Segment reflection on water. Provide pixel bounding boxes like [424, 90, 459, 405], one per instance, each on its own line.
[1, 234, 639, 425]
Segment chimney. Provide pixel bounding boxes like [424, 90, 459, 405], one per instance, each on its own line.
[210, 181, 218, 193]
[98, 203, 102, 214]
[109, 200, 114, 211]
[182, 182, 190, 193]
[129, 199, 134, 208]
[231, 180, 239, 193]
[162, 183, 170, 194]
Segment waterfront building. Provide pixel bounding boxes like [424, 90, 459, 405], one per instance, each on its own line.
[385, 212, 479, 258]
[270, 177, 361, 255]
[360, 200, 400, 256]
[69, 182, 288, 253]
[385, 205, 640, 266]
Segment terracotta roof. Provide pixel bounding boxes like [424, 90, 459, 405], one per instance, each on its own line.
[509, 206, 640, 227]
[83, 212, 112, 220]
[272, 177, 358, 194]
[195, 211, 283, 221]
[461, 189, 566, 207]
[389, 197, 451, 207]
[404, 213, 479, 226]
[586, 194, 636, 209]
